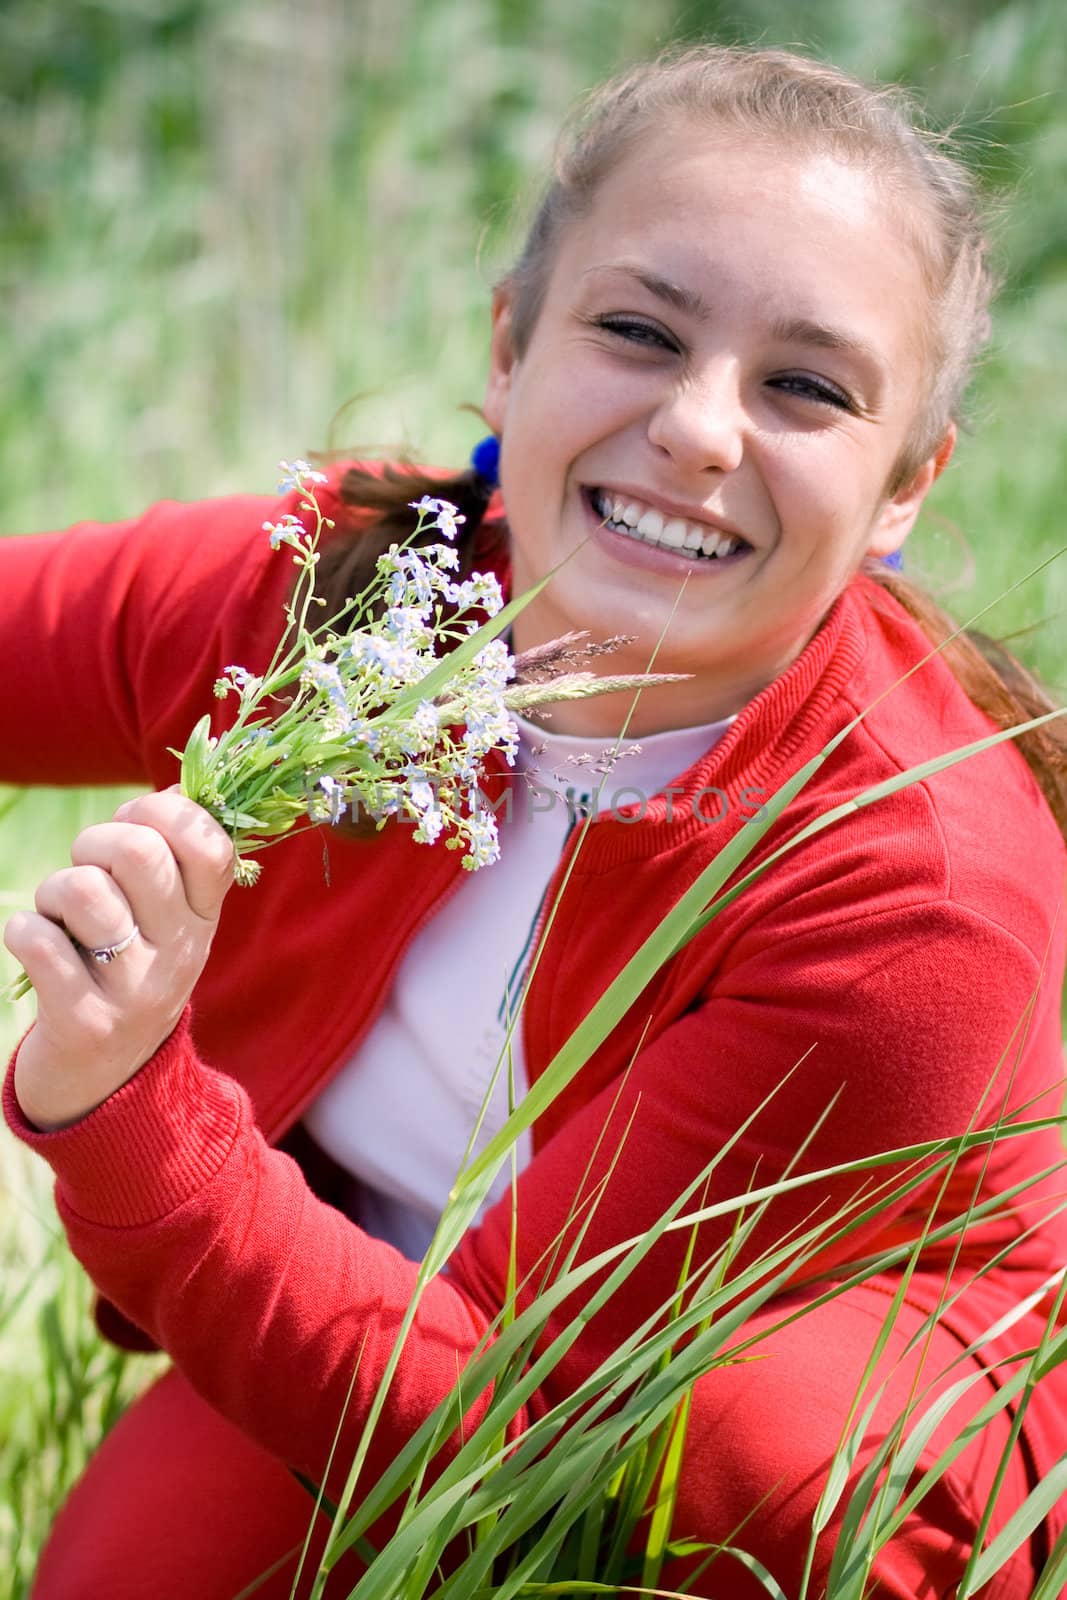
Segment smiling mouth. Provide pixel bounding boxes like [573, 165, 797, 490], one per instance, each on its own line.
[588, 488, 751, 561]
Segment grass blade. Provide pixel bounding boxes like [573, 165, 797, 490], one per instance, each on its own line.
[960, 1456, 1067, 1596]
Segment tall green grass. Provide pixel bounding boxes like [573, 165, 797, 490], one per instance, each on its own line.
[2, 0, 1066, 1592]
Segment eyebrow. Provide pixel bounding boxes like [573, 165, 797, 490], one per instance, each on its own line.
[585, 263, 887, 391]
[584, 264, 713, 320]
[768, 315, 884, 376]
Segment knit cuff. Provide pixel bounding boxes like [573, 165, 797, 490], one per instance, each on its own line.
[2, 1009, 246, 1228]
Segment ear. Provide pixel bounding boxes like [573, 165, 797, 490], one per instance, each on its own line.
[483, 286, 518, 436]
[866, 424, 957, 559]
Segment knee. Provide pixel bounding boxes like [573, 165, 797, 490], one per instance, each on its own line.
[662, 1308, 1031, 1600]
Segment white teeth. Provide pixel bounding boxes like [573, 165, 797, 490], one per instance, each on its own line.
[593, 489, 743, 561]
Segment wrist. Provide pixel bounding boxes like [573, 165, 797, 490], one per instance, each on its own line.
[11, 1014, 183, 1132]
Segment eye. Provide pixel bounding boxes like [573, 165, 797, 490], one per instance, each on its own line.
[593, 315, 679, 353]
[771, 373, 855, 411]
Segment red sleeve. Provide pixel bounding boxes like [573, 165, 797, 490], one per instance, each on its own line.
[2, 1015, 506, 1501]
[4, 890, 1062, 1514]
[0, 489, 311, 787]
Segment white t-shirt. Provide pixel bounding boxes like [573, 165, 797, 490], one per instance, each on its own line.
[302, 711, 735, 1259]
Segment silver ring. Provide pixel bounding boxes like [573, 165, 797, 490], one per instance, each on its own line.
[85, 925, 141, 965]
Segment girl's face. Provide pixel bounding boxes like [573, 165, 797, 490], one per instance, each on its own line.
[483, 127, 953, 734]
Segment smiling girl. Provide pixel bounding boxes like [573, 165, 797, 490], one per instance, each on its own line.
[3, 44, 1067, 1600]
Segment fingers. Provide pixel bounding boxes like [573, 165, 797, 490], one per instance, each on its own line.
[35, 860, 141, 950]
[66, 825, 181, 947]
[4, 790, 236, 1131]
[28, 863, 153, 1011]
[13, 790, 233, 991]
[87, 791, 235, 924]
[4, 906, 97, 1005]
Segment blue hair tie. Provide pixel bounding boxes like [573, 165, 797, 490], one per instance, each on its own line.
[882, 550, 904, 571]
[470, 434, 500, 488]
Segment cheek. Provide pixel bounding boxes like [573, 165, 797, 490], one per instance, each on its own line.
[525, 345, 642, 434]
[765, 441, 871, 527]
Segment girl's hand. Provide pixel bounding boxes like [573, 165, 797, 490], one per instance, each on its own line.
[3, 791, 234, 1132]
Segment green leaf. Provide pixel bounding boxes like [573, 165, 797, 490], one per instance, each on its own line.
[1030, 1517, 1067, 1600]
[958, 1456, 1067, 1596]
[707, 1545, 790, 1599]
[177, 712, 213, 799]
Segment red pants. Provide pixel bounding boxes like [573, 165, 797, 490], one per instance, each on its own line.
[31, 1278, 1058, 1600]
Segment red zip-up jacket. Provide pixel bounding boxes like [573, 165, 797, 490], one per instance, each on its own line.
[3, 473, 1066, 1560]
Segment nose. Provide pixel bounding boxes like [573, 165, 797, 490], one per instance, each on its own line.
[646, 361, 746, 475]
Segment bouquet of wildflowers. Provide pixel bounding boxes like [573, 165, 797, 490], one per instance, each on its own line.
[3, 459, 682, 1002]
[176, 460, 684, 886]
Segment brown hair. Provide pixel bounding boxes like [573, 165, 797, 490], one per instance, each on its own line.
[319, 43, 1067, 830]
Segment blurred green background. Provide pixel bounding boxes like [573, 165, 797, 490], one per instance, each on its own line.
[2, 0, 1066, 542]
[1, 1, 1066, 1587]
